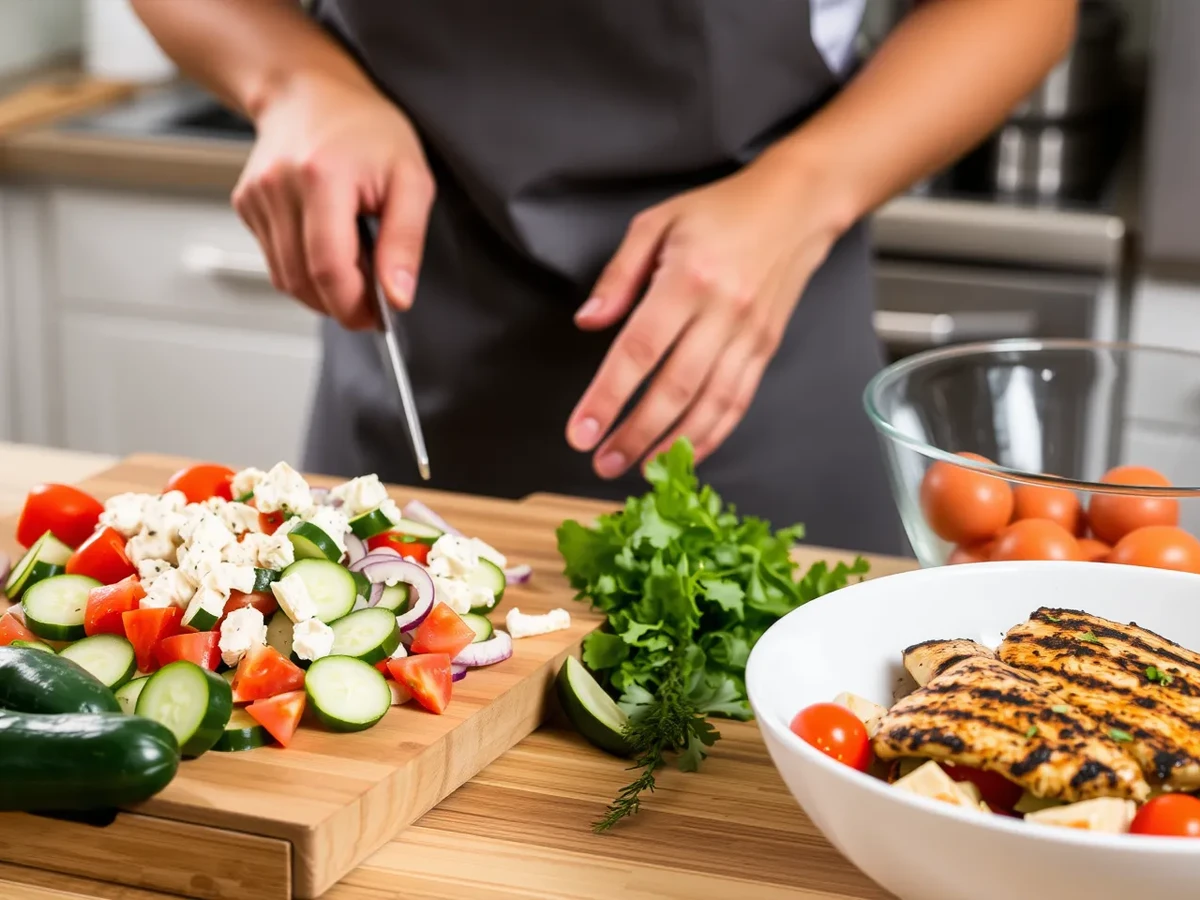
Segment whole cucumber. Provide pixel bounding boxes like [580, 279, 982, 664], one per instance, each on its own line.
[0, 710, 180, 811]
[0, 645, 120, 714]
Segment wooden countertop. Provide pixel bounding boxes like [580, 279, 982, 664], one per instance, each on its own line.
[0, 443, 917, 900]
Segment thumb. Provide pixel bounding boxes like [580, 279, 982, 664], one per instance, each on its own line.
[576, 208, 670, 331]
[376, 162, 435, 310]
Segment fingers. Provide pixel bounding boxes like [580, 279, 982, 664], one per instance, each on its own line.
[576, 209, 671, 331]
[566, 263, 700, 454]
[301, 169, 373, 330]
[375, 161, 435, 310]
[234, 173, 324, 317]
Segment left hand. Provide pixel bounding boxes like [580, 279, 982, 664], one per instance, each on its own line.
[566, 149, 852, 478]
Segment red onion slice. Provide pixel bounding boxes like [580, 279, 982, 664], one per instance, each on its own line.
[360, 559, 434, 632]
[0, 553, 10, 592]
[451, 663, 468, 682]
[367, 582, 385, 607]
[504, 564, 533, 585]
[390, 643, 408, 659]
[345, 533, 367, 566]
[453, 630, 513, 668]
[399, 631, 414, 648]
[402, 500, 461, 537]
[4, 603, 25, 625]
[349, 546, 401, 573]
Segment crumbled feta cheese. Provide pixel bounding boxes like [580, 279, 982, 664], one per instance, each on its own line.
[291, 617, 334, 662]
[274, 516, 303, 537]
[254, 462, 314, 516]
[221, 539, 258, 567]
[218, 501, 261, 537]
[143, 567, 197, 609]
[201, 562, 257, 596]
[142, 491, 189, 543]
[99, 492, 156, 539]
[219, 606, 267, 667]
[182, 585, 227, 622]
[126, 528, 177, 566]
[271, 573, 317, 623]
[427, 534, 480, 580]
[505, 607, 570, 639]
[230, 467, 266, 501]
[468, 538, 507, 569]
[431, 574, 492, 615]
[176, 542, 222, 585]
[137, 558, 172, 582]
[181, 512, 235, 553]
[303, 506, 350, 556]
[329, 474, 389, 518]
[378, 497, 402, 525]
[242, 532, 294, 570]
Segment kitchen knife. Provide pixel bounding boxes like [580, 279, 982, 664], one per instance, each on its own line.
[357, 216, 431, 482]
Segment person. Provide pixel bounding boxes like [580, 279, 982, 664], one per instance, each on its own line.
[132, 0, 1076, 555]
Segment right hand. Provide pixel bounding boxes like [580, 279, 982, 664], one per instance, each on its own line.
[232, 74, 435, 329]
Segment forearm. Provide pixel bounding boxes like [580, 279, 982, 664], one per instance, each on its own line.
[765, 0, 1078, 230]
[131, 0, 377, 119]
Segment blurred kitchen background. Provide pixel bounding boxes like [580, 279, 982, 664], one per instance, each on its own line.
[0, 0, 1195, 482]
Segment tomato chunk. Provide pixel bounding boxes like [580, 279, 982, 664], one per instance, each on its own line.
[410, 603, 475, 659]
[165, 463, 235, 504]
[232, 644, 305, 703]
[789, 702, 872, 772]
[68, 526, 136, 585]
[156, 631, 221, 671]
[387, 653, 452, 714]
[122, 607, 183, 673]
[259, 511, 286, 536]
[366, 533, 430, 564]
[0, 612, 36, 647]
[16, 484, 104, 549]
[85, 576, 146, 637]
[247, 690, 306, 747]
[217, 591, 278, 628]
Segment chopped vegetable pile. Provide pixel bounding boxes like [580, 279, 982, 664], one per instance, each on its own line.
[556, 439, 868, 830]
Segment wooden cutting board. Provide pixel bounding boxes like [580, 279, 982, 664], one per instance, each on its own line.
[0, 455, 603, 900]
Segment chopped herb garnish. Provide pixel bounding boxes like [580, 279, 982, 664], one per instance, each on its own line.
[1045, 615, 1062, 623]
[1078, 630, 1100, 644]
[1026, 725, 1039, 738]
[1051, 704, 1071, 714]
[1146, 666, 1174, 686]
[1109, 728, 1133, 743]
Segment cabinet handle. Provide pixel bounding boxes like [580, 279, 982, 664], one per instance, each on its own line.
[874, 310, 1039, 348]
[181, 244, 272, 283]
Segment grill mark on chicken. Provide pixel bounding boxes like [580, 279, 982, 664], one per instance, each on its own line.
[875, 654, 1148, 802]
[999, 608, 1200, 790]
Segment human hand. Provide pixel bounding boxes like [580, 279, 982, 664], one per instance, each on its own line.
[566, 149, 853, 477]
[232, 73, 434, 329]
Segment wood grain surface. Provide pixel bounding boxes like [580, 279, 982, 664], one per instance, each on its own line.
[0, 459, 915, 900]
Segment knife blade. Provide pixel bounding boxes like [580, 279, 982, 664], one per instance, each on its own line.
[357, 216, 431, 481]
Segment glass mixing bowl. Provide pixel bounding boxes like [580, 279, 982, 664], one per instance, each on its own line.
[864, 338, 1200, 568]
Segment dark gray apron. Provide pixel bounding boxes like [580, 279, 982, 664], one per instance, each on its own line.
[304, 0, 905, 555]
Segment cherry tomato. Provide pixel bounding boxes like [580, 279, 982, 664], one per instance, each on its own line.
[1130, 794, 1200, 838]
[1077, 537, 1112, 562]
[16, 484, 104, 549]
[1108, 526, 1200, 575]
[217, 590, 279, 628]
[1087, 465, 1179, 546]
[920, 453, 1014, 546]
[989, 518, 1082, 562]
[259, 510, 286, 536]
[165, 464, 235, 504]
[789, 702, 872, 772]
[1012, 484, 1082, 536]
[947, 542, 992, 565]
[67, 526, 136, 585]
[944, 765, 1022, 812]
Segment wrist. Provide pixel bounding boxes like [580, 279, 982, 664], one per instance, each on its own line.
[753, 132, 866, 241]
[244, 64, 380, 123]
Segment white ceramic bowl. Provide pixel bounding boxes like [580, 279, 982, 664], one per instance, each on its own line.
[746, 561, 1200, 900]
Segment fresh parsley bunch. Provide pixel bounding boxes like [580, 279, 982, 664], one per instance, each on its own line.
[557, 438, 868, 830]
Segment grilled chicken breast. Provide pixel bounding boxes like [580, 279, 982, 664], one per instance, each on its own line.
[874, 653, 1149, 802]
[903, 639, 997, 687]
[1000, 607, 1200, 790]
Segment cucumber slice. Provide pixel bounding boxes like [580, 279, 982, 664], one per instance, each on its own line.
[136, 660, 233, 758]
[115, 676, 150, 715]
[182, 589, 223, 631]
[556, 656, 632, 757]
[287, 522, 342, 563]
[460, 612, 494, 643]
[58, 634, 137, 689]
[9, 640, 54, 653]
[213, 708, 271, 752]
[376, 584, 410, 612]
[280, 559, 356, 624]
[252, 568, 281, 593]
[22, 574, 101, 642]
[4, 532, 73, 601]
[388, 518, 443, 542]
[351, 571, 371, 601]
[328, 608, 400, 664]
[265, 610, 294, 659]
[348, 508, 395, 540]
[305, 655, 390, 732]
[467, 559, 507, 612]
